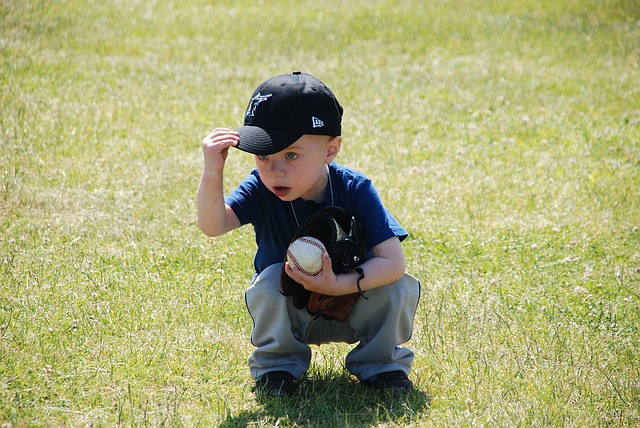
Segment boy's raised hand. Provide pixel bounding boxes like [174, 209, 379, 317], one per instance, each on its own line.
[197, 128, 242, 237]
[202, 128, 239, 172]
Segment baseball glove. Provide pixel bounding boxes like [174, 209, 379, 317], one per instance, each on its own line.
[280, 206, 368, 322]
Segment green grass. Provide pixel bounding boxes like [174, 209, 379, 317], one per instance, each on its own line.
[2, 0, 639, 426]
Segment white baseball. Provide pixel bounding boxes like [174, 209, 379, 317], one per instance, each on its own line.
[287, 236, 325, 276]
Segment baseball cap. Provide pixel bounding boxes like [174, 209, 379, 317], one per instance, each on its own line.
[236, 71, 343, 155]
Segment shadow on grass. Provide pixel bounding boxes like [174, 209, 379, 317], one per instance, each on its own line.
[219, 373, 431, 427]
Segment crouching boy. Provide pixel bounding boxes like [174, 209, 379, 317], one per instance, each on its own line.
[197, 71, 420, 396]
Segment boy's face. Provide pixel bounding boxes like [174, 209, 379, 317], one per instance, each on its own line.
[254, 134, 341, 203]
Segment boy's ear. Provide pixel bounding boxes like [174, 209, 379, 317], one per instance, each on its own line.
[325, 136, 342, 162]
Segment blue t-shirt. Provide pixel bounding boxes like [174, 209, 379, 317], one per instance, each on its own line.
[225, 162, 407, 274]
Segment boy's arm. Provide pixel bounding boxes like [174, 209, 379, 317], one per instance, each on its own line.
[285, 236, 406, 296]
[197, 128, 241, 237]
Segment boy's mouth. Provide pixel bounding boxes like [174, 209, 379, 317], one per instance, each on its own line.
[272, 186, 291, 198]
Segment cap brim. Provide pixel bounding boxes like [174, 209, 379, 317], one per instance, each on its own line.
[235, 126, 302, 155]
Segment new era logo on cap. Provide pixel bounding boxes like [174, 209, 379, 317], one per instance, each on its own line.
[312, 117, 324, 128]
[235, 71, 343, 155]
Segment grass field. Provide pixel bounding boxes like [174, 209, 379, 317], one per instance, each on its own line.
[2, 0, 639, 426]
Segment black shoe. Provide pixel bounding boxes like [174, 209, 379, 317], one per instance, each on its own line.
[255, 371, 298, 396]
[365, 371, 413, 393]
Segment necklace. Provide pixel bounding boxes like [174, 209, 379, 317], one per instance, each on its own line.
[290, 165, 333, 228]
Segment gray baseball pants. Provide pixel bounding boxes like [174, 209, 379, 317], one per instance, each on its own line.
[244, 263, 421, 382]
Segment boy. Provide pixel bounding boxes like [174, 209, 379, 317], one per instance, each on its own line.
[197, 71, 420, 396]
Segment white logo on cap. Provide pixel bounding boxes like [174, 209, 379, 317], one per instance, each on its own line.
[312, 117, 324, 128]
[245, 92, 272, 117]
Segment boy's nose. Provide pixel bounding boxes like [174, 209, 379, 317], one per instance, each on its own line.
[269, 160, 285, 177]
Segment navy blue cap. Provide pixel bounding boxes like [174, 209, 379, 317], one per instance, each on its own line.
[236, 72, 343, 155]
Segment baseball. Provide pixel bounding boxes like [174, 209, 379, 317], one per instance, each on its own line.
[286, 236, 325, 276]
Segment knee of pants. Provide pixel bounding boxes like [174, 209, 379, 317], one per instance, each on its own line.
[348, 273, 420, 342]
[358, 272, 419, 310]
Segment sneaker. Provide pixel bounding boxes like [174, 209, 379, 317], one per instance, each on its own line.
[255, 371, 298, 396]
[365, 371, 413, 393]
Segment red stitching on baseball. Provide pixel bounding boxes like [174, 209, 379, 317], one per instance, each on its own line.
[287, 250, 319, 275]
[298, 237, 325, 252]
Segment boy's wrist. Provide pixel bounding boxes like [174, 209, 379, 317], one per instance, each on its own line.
[335, 271, 362, 296]
[201, 168, 224, 181]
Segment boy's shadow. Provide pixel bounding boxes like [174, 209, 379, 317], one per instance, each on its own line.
[219, 373, 431, 427]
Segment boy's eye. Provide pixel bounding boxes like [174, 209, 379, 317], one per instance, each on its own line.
[257, 155, 269, 161]
[285, 153, 298, 160]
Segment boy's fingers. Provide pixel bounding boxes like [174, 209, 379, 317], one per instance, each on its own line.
[322, 251, 332, 270]
[285, 261, 297, 276]
[203, 133, 239, 150]
[285, 262, 305, 284]
[204, 128, 240, 143]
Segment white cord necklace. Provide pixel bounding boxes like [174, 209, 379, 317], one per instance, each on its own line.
[290, 164, 333, 228]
